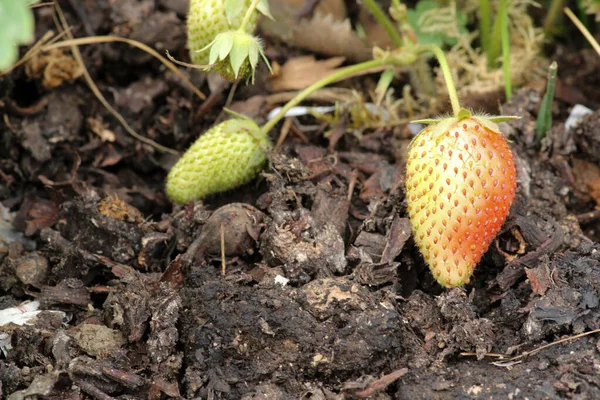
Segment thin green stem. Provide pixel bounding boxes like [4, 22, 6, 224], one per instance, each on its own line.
[488, 11, 503, 67]
[239, 0, 260, 32]
[261, 44, 461, 134]
[543, 0, 565, 37]
[479, 0, 491, 54]
[500, 0, 511, 99]
[260, 59, 386, 134]
[361, 0, 404, 47]
[418, 44, 461, 116]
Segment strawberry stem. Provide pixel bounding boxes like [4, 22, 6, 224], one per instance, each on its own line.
[260, 59, 386, 135]
[361, 0, 404, 47]
[239, 0, 261, 32]
[417, 44, 461, 117]
[261, 45, 462, 133]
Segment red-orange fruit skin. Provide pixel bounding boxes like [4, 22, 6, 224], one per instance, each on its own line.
[405, 116, 517, 288]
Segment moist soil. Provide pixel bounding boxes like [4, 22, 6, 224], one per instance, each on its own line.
[2, 2, 600, 399]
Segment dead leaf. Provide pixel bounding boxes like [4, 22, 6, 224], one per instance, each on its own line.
[25, 49, 83, 89]
[590, 179, 600, 206]
[291, 13, 371, 62]
[114, 76, 168, 114]
[98, 194, 144, 223]
[25, 199, 59, 236]
[293, 0, 347, 20]
[88, 117, 116, 142]
[262, 0, 347, 32]
[381, 216, 412, 264]
[571, 158, 600, 203]
[525, 264, 553, 296]
[342, 368, 409, 398]
[262, 1, 371, 62]
[270, 56, 346, 92]
[357, 7, 398, 49]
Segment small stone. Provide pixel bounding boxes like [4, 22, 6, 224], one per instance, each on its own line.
[73, 324, 125, 357]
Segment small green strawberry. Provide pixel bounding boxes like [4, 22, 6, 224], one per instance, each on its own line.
[166, 118, 272, 204]
[405, 110, 517, 288]
[187, 0, 258, 66]
[205, 30, 271, 82]
[187, 0, 273, 81]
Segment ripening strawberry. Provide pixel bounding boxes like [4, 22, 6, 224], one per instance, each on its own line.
[187, 0, 258, 66]
[405, 113, 517, 288]
[166, 118, 272, 204]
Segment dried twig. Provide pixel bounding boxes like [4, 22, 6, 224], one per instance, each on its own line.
[221, 223, 226, 275]
[275, 117, 293, 149]
[576, 209, 600, 225]
[43, 37, 206, 101]
[460, 327, 600, 362]
[51, 3, 180, 154]
[343, 368, 409, 398]
[564, 7, 600, 58]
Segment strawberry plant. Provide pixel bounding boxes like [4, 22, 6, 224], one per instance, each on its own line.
[169, 0, 519, 289]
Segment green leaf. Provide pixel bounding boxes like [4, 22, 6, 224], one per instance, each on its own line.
[0, 0, 36, 71]
[225, 0, 244, 25]
[406, 0, 467, 47]
[257, 0, 274, 20]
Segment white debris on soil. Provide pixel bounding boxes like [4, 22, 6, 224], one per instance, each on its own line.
[0, 300, 66, 326]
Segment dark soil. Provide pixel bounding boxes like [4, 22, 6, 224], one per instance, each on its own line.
[2, 1, 600, 399]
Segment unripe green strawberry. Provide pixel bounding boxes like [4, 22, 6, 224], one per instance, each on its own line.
[405, 113, 517, 288]
[187, 0, 258, 66]
[207, 30, 270, 82]
[166, 118, 272, 204]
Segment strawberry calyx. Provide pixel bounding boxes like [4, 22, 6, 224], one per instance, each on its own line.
[410, 109, 520, 148]
[200, 30, 272, 82]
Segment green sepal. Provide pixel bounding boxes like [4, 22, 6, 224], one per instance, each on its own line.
[257, 0, 274, 20]
[223, 107, 253, 121]
[486, 116, 521, 123]
[230, 37, 247, 77]
[222, 118, 261, 135]
[410, 118, 443, 125]
[457, 108, 472, 120]
[222, 110, 268, 142]
[202, 30, 270, 82]
[472, 115, 520, 134]
[408, 116, 458, 148]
